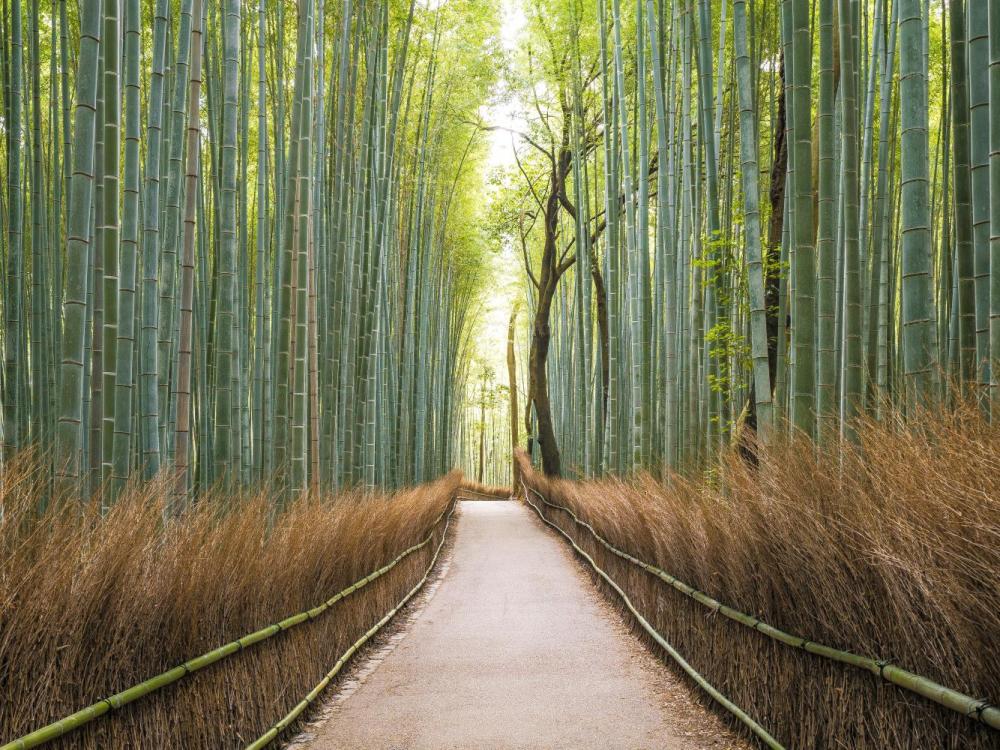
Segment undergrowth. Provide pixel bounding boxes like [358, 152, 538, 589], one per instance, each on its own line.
[519, 403, 1000, 749]
[0, 457, 460, 748]
[458, 478, 512, 498]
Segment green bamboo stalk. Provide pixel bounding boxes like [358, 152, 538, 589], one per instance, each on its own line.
[3, 0, 24, 457]
[868, 1, 898, 401]
[157, 0, 195, 459]
[734, 0, 773, 440]
[290, 0, 316, 493]
[174, 0, 206, 501]
[858, 0, 884, 382]
[635, 0, 652, 467]
[696, 0, 723, 451]
[28, 0, 48, 452]
[138, 0, 171, 479]
[951, 0, 976, 387]
[789, 0, 816, 437]
[816, 0, 837, 434]
[969, 0, 991, 393]
[99, 0, 122, 490]
[252, 0, 268, 483]
[609, 0, 641, 471]
[54, 0, 104, 491]
[898, 0, 937, 404]
[839, 0, 862, 431]
[212, 0, 242, 485]
[238, 22, 252, 485]
[111, 0, 143, 494]
[989, 0, 1000, 409]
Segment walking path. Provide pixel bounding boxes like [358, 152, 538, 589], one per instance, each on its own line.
[291, 501, 747, 750]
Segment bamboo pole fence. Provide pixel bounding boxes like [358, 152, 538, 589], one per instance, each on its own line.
[523, 484, 1000, 733]
[0, 501, 457, 750]
[522, 483, 785, 749]
[245, 499, 459, 749]
[454, 489, 513, 501]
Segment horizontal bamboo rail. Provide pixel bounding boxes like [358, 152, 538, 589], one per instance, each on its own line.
[523, 484, 785, 750]
[0, 502, 455, 750]
[246, 499, 458, 749]
[525, 484, 1000, 733]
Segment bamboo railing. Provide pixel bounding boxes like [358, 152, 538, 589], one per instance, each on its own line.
[522, 484, 785, 749]
[454, 489, 512, 501]
[524, 484, 1000, 733]
[245, 499, 458, 749]
[0, 501, 456, 750]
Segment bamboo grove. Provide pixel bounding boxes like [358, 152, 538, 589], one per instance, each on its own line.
[499, 0, 1000, 477]
[0, 0, 497, 502]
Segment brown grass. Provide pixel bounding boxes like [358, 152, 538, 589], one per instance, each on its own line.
[0, 454, 460, 749]
[458, 479, 512, 498]
[518, 403, 1000, 749]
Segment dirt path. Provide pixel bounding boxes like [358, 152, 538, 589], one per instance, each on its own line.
[292, 501, 747, 750]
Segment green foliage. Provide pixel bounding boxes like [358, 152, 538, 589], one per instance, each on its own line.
[0, 0, 502, 500]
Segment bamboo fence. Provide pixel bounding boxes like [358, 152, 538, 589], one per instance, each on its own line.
[524, 484, 1000, 733]
[522, 483, 784, 749]
[0, 502, 456, 750]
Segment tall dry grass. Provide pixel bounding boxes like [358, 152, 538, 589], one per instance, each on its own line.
[457, 479, 512, 498]
[0, 454, 460, 748]
[519, 404, 1000, 749]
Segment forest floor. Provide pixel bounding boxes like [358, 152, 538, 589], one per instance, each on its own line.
[285, 500, 748, 750]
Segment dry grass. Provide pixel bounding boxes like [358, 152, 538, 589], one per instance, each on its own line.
[518, 403, 1000, 749]
[458, 479, 512, 498]
[0, 455, 460, 749]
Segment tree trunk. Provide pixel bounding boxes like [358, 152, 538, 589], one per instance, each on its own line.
[591, 259, 610, 431]
[524, 135, 573, 477]
[529, 290, 561, 476]
[477, 375, 486, 483]
[740, 52, 787, 440]
[766, 54, 788, 393]
[507, 306, 520, 487]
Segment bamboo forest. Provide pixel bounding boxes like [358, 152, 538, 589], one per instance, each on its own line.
[1, 0, 998, 748]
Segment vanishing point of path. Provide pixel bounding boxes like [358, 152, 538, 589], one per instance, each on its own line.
[292, 501, 748, 750]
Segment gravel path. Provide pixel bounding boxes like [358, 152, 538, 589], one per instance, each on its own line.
[292, 500, 748, 750]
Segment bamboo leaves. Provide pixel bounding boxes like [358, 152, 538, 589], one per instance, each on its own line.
[4, 0, 1000, 495]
